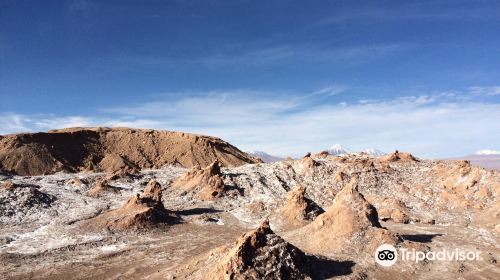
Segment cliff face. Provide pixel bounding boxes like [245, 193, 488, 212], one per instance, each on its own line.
[0, 127, 258, 176]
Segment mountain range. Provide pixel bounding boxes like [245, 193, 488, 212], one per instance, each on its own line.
[453, 150, 500, 170]
[249, 144, 386, 163]
[247, 151, 284, 163]
[327, 144, 386, 156]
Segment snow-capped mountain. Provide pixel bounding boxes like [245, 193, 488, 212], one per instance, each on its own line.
[363, 148, 386, 156]
[326, 144, 385, 157]
[247, 151, 283, 163]
[327, 144, 350, 155]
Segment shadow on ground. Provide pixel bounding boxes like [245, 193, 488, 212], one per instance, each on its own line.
[307, 256, 356, 279]
[401, 233, 443, 243]
[176, 208, 223, 216]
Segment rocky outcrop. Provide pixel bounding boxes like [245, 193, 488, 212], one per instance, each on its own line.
[295, 179, 399, 254]
[0, 183, 56, 219]
[381, 150, 418, 162]
[208, 220, 313, 280]
[1, 181, 17, 190]
[368, 197, 411, 224]
[294, 153, 320, 174]
[98, 154, 138, 174]
[0, 127, 259, 176]
[86, 180, 119, 197]
[172, 160, 225, 200]
[83, 180, 176, 230]
[314, 150, 330, 158]
[104, 167, 141, 182]
[275, 186, 324, 229]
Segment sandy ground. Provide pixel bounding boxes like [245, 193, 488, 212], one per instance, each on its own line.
[2, 220, 498, 280]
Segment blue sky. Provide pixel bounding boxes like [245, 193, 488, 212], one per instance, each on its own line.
[1, 0, 500, 158]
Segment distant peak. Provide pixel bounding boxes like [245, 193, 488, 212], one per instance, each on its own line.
[247, 150, 271, 156]
[363, 148, 386, 156]
[326, 144, 385, 157]
[246, 150, 283, 163]
[329, 144, 348, 150]
[327, 144, 350, 155]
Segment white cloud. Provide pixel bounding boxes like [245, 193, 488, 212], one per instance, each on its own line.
[317, 3, 500, 25]
[103, 89, 500, 158]
[33, 116, 96, 130]
[475, 149, 500, 155]
[120, 43, 412, 68]
[1, 88, 499, 159]
[0, 113, 30, 134]
[469, 86, 500, 96]
[0, 114, 162, 136]
[310, 85, 347, 97]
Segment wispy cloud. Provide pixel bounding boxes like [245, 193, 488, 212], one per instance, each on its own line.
[113, 43, 412, 68]
[0, 114, 162, 135]
[309, 85, 348, 97]
[318, 2, 500, 26]
[0, 114, 31, 133]
[469, 86, 500, 96]
[1, 87, 499, 158]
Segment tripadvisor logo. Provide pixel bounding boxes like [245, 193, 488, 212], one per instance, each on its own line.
[374, 244, 482, 267]
[375, 244, 397, 267]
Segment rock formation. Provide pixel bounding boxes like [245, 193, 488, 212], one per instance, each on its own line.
[0, 183, 56, 219]
[367, 197, 411, 224]
[1, 181, 17, 190]
[381, 150, 418, 162]
[295, 153, 319, 174]
[295, 179, 399, 254]
[208, 220, 313, 280]
[275, 186, 324, 229]
[314, 150, 330, 158]
[172, 160, 225, 200]
[84, 180, 176, 230]
[98, 153, 138, 174]
[105, 166, 140, 182]
[86, 180, 119, 197]
[0, 127, 259, 176]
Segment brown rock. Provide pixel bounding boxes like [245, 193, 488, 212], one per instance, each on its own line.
[66, 178, 86, 187]
[83, 180, 176, 231]
[391, 209, 410, 224]
[333, 170, 346, 182]
[248, 201, 266, 215]
[1, 181, 17, 190]
[208, 220, 313, 280]
[295, 179, 400, 254]
[105, 166, 140, 181]
[276, 186, 324, 229]
[473, 201, 500, 230]
[173, 160, 225, 200]
[0, 127, 259, 176]
[98, 154, 137, 173]
[143, 179, 162, 202]
[371, 198, 410, 224]
[299, 156, 319, 170]
[381, 150, 418, 162]
[87, 180, 119, 197]
[314, 150, 329, 158]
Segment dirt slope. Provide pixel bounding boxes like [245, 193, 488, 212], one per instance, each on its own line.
[0, 127, 258, 176]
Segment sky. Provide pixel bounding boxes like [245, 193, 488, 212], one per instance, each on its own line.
[1, 0, 500, 158]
